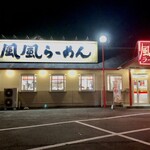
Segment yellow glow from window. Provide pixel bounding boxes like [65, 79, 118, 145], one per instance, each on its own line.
[131, 69, 147, 74]
[6, 70, 15, 77]
[130, 69, 134, 73]
[141, 69, 147, 73]
[68, 70, 77, 77]
[39, 70, 48, 77]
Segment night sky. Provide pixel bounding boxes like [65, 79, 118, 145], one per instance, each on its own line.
[0, 0, 150, 47]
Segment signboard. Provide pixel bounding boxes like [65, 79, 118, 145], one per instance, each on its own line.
[113, 80, 122, 103]
[138, 41, 150, 65]
[0, 40, 98, 63]
[111, 79, 122, 109]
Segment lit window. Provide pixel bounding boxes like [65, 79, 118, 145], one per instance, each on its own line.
[107, 75, 123, 91]
[21, 75, 37, 91]
[50, 75, 66, 91]
[79, 74, 95, 91]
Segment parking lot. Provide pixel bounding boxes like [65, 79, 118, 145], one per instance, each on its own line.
[0, 107, 150, 150]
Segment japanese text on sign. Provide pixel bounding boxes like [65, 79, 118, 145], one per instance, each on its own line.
[0, 40, 98, 63]
[138, 41, 150, 65]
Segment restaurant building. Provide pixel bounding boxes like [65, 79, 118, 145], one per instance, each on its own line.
[0, 39, 150, 109]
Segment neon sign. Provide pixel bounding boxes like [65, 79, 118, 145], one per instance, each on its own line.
[138, 41, 150, 65]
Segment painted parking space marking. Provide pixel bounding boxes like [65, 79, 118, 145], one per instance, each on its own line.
[81, 112, 150, 122]
[27, 121, 150, 150]
[76, 121, 115, 134]
[27, 134, 115, 150]
[0, 112, 150, 132]
[0, 120, 74, 132]
[76, 121, 150, 146]
[1, 112, 150, 150]
[27, 113, 150, 150]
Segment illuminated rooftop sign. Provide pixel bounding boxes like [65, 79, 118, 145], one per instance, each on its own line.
[0, 40, 98, 63]
[138, 40, 150, 65]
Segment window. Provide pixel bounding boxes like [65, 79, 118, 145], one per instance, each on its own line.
[50, 74, 66, 91]
[79, 74, 95, 91]
[21, 75, 37, 91]
[107, 75, 123, 91]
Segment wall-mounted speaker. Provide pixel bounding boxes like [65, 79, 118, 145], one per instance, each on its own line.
[4, 88, 18, 110]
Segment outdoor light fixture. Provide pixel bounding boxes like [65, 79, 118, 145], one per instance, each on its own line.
[68, 70, 77, 78]
[6, 70, 15, 77]
[99, 35, 107, 43]
[39, 70, 47, 77]
[99, 35, 107, 108]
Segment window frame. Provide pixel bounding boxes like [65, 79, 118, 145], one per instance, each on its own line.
[79, 74, 95, 92]
[21, 74, 37, 92]
[107, 74, 123, 91]
[50, 74, 66, 92]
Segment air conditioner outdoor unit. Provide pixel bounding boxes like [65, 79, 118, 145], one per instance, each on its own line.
[4, 88, 18, 110]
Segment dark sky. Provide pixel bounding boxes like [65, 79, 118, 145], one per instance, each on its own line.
[0, 0, 150, 47]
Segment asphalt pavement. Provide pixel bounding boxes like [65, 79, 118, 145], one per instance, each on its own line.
[0, 107, 150, 150]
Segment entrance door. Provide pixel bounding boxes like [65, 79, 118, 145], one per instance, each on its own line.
[133, 74, 148, 104]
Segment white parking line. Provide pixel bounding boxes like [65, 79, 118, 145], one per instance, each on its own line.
[27, 134, 115, 150]
[76, 121, 150, 146]
[0, 120, 75, 132]
[81, 112, 150, 122]
[27, 121, 150, 150]
[121, 127, 150, 135]
[1, 112, 150, 150]
[76, 121, 114, 134]
[119, 134, 150, 146]
[0, 112, 150, 132]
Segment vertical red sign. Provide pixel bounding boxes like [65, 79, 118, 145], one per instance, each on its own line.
[138, 41, 150, 65]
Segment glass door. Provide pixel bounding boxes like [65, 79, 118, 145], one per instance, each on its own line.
[133, 74, 148, 104]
